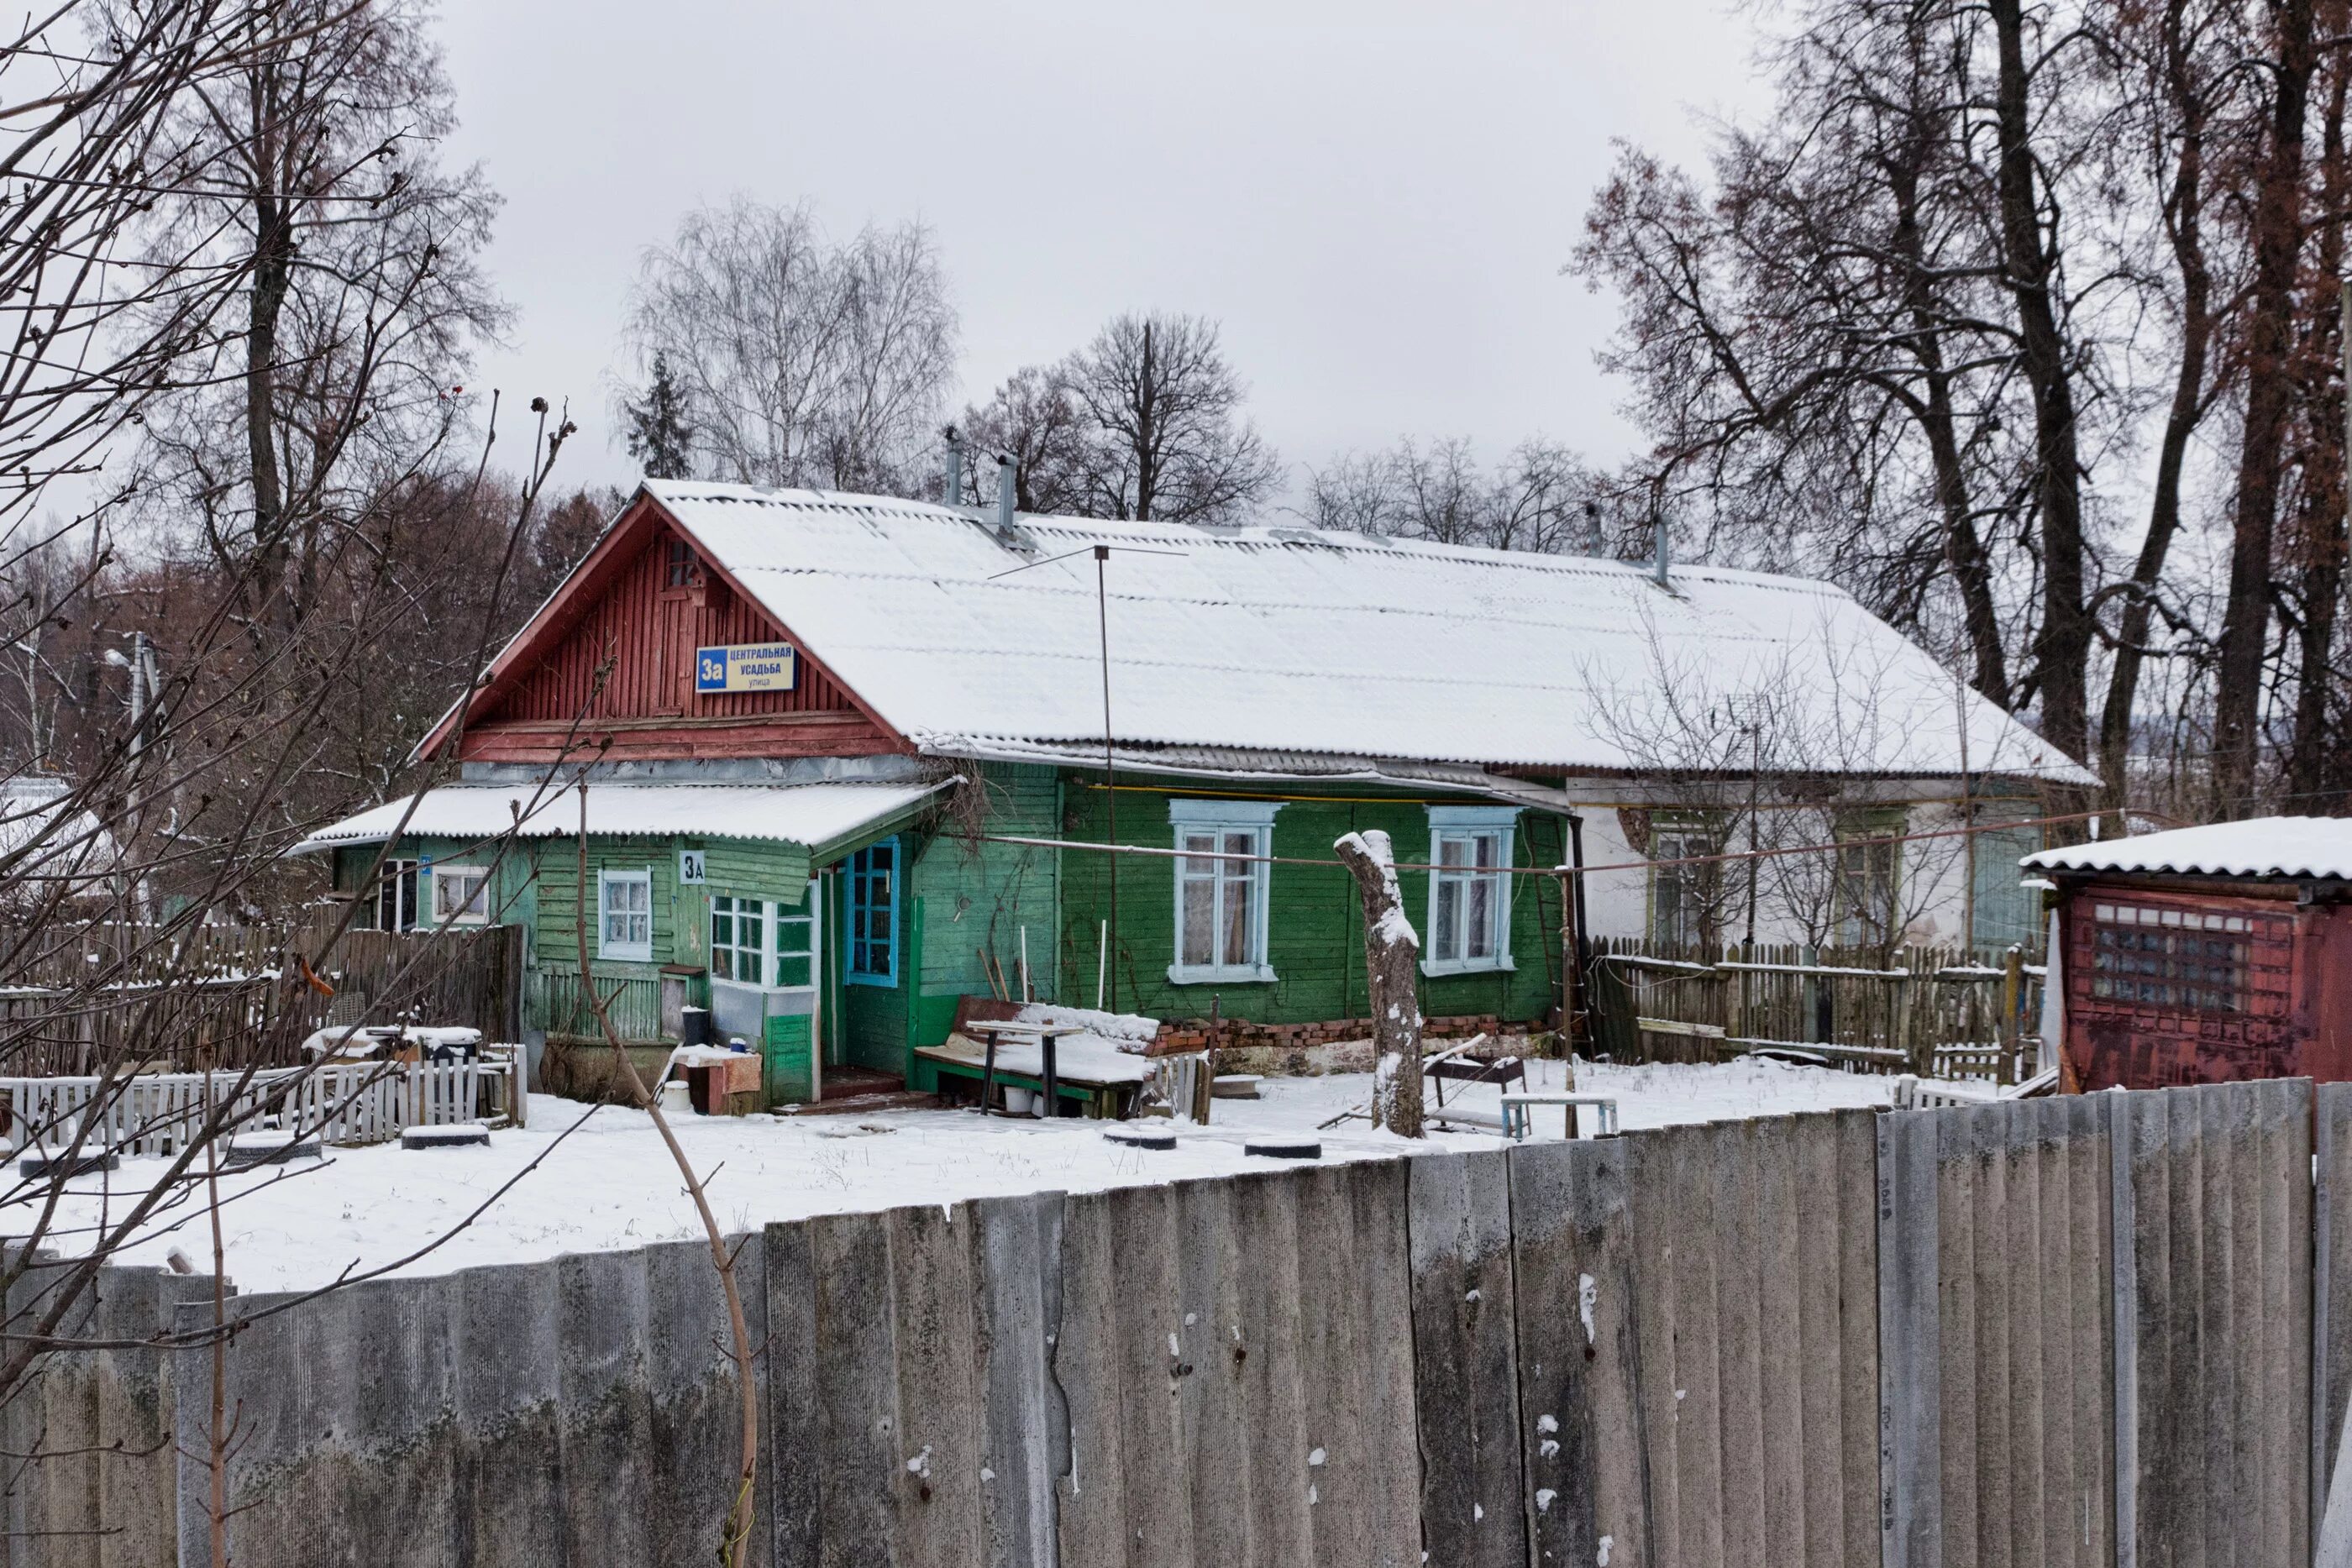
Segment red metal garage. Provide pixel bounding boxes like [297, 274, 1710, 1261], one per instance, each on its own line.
[2024, 817, 2352, 1091]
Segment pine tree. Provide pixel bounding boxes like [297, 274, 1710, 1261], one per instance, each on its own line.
[624, 354, 695, 479]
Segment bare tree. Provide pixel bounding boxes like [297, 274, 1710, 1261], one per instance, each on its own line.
[130, 0, 507, 642]
[1058, 312, 1280, 524]
[955, 364, 1093, 513]
[1306, 435, 1595, 552]
[620, 199, 958, 493]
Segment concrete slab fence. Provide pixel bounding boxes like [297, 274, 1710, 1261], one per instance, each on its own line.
[5, 1079, 2352, 1565]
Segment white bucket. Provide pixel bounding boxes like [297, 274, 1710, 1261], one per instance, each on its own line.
[1001, 1086, 1034, 1115]
[658, 1079, 693, 1116]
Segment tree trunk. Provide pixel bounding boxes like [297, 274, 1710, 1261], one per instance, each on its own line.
[1988, 0, 2092, 779]
[2100, 5, 2218, 826]
[1336, 829, 1423, 1139]
[2286, 69, 2349, 808]
[2213, 0, 2315, 814]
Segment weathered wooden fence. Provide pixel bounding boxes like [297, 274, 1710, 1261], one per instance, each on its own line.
[8, 1078, 2352, 1567]
[527, 960, 664, 1044]
[0, 921, 525, 1073]
[1587, 936, 2045, 1080]
[0, 1052, 524, 1156]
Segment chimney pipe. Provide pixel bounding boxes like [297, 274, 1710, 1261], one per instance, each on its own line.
[1653, 514, 1671, 586]
[942, 426, 963, 506]
[996, 454, 1016, 534]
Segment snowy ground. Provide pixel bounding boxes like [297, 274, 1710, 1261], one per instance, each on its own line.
[9, 1057, 1891, 1293]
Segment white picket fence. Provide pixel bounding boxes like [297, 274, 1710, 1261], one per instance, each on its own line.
[0, 1047, 526, 1157]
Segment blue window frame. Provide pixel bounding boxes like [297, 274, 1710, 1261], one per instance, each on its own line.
[847, 838, 898, 986]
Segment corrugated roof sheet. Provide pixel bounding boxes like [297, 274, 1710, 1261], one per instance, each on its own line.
[2021, 816, 2352, 881]
[642, 481, 2091, 784]
[292, 780, 943, 856]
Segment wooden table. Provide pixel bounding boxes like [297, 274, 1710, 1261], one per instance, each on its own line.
[967, 1020, 1088, 1118]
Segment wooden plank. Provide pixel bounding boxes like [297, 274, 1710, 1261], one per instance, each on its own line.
[1509, 1136, 1609, 1567]
[1232, 1172, 1314, 1568]
[1407, 1149, 1526, 1568]
[808, 1211, 898, 1567]
[2317, 1083, 2352, 1556]
[1347, 1158, 1425, 1568]
[885, 1203, 985, 1568]
[1714, 1121, 1769, 1568]
[1046, 1191, 1126, 1568]
[1877, 1108, 1940, 1568]
[1289, 1164, 1370, 1568]
[1105, 1181, 1197, 1568]
[1179, 1174, 1253, 1566]
[1755, 1116, 1809, 1565]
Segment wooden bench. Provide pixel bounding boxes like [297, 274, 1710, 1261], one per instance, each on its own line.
[1499, 1093, 1620, 1141]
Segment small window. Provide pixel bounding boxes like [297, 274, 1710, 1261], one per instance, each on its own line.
[1168, 800, 1278, 983]
[1835, 836, 1900, 946]
[432, 865, 490, 926]
[599, 868, 653, 961]
[774, 899, 815, 989]
[2088, 902, 2248, 1012]
[1428, 826, 1513, 974]
[664, 537, 696, 589]
[1970, 821, 2045, 951]
[375, 858, 420, 932]
[710, 893, 765, 985]
[1649, 831, 1716, 947]
[847, 839, 897, 985]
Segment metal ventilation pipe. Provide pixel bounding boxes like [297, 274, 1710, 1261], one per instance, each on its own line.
[942, 426, 963, 505]
[997, 454, 1016, 533]
[1654, 514, 1671, 585]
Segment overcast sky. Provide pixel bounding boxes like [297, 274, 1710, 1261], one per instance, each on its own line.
[435, 1, 1770, 500]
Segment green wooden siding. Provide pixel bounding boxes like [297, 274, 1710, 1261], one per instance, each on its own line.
[332, 762, 1565, 1073]
[900, 763, 1062, 1089]
[1053, 776, 1564, 1027]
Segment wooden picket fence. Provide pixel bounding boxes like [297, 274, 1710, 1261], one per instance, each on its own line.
[0, 1050, 525, 1158]
[1583, 936, 2045, 1082]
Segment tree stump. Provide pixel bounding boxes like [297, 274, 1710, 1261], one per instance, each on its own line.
[1336, 829, 1425, 1138]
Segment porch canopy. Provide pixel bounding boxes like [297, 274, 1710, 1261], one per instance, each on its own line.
[292, 779, 948, 879]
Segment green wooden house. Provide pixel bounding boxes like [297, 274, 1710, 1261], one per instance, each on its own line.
[297, 477, 2086, 1106]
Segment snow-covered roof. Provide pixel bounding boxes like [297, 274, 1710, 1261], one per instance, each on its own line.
[291, 780, 946, 857]
[0, 774, 118, 893]
[637, 481, 2089, 783]
[2022, 816, 2352, 882]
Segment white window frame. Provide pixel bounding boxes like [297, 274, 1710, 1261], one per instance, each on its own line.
[598, 868, 654, 962]
[375, 858, 420, 932]
[1166, 799, 1280, 985]
[1423, 806, 1518, 976]
[708, 892, 767, 986]
[1648, 826, 1717, 947]
[431, 864, 491, 926]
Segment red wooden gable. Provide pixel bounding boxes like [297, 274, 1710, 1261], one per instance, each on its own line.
[424, 493, 905, 764]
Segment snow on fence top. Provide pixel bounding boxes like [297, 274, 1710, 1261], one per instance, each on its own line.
[501, 481, 2090, 783]
[2023, 815, 2352, 882]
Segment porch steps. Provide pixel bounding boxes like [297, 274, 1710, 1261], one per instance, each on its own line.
[775, 1090, 939, 1118]
[821, 1067, 904, 1098]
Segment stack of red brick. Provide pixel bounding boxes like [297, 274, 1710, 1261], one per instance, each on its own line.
[1145, 1014, 1506, 1057]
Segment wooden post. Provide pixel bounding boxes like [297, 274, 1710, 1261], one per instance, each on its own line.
[1336, 829, 1424, 1138]
[2001, 943, 2024, 1083]
[1556, 869, 1579, 1054]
